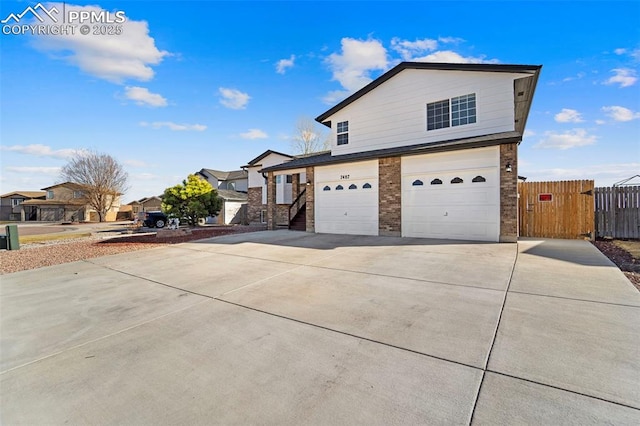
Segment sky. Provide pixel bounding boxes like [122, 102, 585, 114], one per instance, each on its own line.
[0, 0, 638, 203]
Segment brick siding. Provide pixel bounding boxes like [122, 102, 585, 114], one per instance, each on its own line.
[500, 143, 518, 242]
[305, 166, 315, 232]
[247, 187, 264, 225]
[378, 156, 401, 236]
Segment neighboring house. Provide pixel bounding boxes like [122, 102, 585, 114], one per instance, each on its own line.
[242, 150, 307, 225]
[196, 169, 248, 192]
[20, 182, 121, 222]
[208, 189, 248, 225]
[0, 191, 46, 221]
[257, 62, 542, 242]
[127, 196, 163, 215]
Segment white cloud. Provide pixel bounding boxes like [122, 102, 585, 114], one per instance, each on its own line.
[276, 55, 295, 74]
[1, 144, 81, 158]
[554, 108, 584, 123]
[412, 50, 499, 64]
[6, 166, 61, 174]
[523, 129, 536, 138]
[239, 129, 268, 139]
[218, 87, 250, 109]
[124, 86, 167, 107]
[123, 159, 148, 167]
[604, 68, 637, 88]
[139, 121, 207, 131]
[31, 3, 169, 83]
[562, 72, 586, 82]
[534, 129, 597, 150]
[391, 37, 438, 60]
[325, 37, 389, 95]
[438, 36, 464, 45]
[602, 106, 640, 122]
[595, 119, 606, 125]
[614, 48, 627, 55]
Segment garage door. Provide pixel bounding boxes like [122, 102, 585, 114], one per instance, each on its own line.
[402, 147, 500, 241]
[315, 160, 378, 236]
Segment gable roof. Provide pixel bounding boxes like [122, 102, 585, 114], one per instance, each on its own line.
[200, 169, 248, 181]
[261, 131, 521, 173]
[41, 182, 88, 191]
[315, 61, 542, 134]
[243, 149, 293, 167]
[0, 190, 46, 199]
[216, 189, 248, 201]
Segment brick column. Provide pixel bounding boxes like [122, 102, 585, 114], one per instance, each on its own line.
[247, 187, 263, 224]
[305, 166, 315, 232]
[267, 171, 277, 230]
[292, 173, 300, 200]
[499, 143, 518, 242]
[378, 157, 402, 237]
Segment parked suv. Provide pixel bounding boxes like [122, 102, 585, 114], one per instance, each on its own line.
[140, 211, 168, 228]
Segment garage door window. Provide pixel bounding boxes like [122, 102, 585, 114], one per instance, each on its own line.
[472, 175, 486, 183]
[430, 178, 443, 185]
[451, 177, 464, 184]
[363, 183, 372, 189]
[349, 184, 357, 189]
[323, 185, 331, 191]
[336, 185, 344, 190]
[412, 179, 424, 186]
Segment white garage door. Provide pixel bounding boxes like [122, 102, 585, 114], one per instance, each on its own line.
[402, 147, 500, 242]
[315, 160, 378, 236]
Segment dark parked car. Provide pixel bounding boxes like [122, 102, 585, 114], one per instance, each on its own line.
[140, 211, 167, 228]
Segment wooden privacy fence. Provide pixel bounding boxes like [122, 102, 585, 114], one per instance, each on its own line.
[518, 180, 594, 239]
[595, 186, 640, 239]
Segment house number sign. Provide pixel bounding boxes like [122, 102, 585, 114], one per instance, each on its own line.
[340, 174, 350, 180]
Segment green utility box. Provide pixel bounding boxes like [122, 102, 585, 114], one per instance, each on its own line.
[3, 224, 20, 250]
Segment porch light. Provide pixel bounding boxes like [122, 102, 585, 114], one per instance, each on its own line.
[505, 163, 512, 173]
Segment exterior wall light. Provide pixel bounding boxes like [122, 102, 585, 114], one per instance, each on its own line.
[505, 163, 513, 173]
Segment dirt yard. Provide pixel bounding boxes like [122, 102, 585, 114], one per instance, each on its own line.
[593, 239, 640, 291]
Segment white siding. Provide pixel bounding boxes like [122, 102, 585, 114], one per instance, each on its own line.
[247, 153, 293, 188]
[401, 147, 500, 242]
[328, 69, 528, 156]
[315, 160, 378, 236]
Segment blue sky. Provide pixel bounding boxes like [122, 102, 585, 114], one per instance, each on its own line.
[1, 0, 638, 203]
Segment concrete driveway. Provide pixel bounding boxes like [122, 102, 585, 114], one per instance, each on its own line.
[1, 231, 639, 424]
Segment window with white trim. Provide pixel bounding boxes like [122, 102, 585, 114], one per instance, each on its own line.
[427, 93, 476, 131]
[46, 190, 54, 199]
[11, 198, 23, 207]
[337, 121, 349, 145]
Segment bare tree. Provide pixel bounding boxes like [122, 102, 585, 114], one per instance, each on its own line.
[60, 150, 129, 222]
[291, 116, 330, 155]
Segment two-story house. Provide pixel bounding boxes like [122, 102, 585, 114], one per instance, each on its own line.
[195, 169, 249, 225]
[196, 169, 248, 192]
[256, 62, 541, 242]
[0, 191, 46, 221]
[20, 182, 121, 222]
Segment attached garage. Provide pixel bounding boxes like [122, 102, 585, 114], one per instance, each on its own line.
[315, 160, 378, 236]
[402, 147, 500, 242]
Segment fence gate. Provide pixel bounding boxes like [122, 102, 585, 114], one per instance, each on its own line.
[518, 180, 594, 239]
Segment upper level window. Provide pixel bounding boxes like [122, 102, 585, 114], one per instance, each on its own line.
[427, 93, 476, 131]
[337, 121, 349, 145]
[11, 198, 23, 207]
[285, 175, 293, 184]
[451, 93, 476, 127]
[73, 190, 84, 198]
[47, 190, 54, 199]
